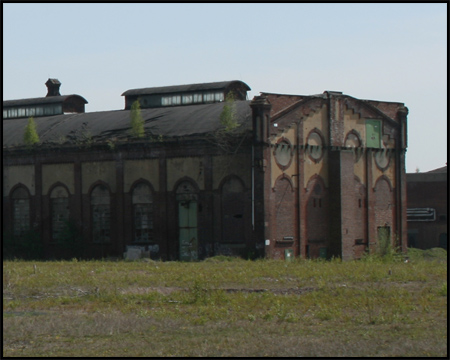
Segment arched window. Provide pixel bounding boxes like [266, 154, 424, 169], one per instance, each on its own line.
[50, 186, 70, 241]
[91, 185, 110, 243]
[176, 180, 198, 261]
[132, 183, 154, 243]
[11, 187, 30, 238]
[221, 177, 245, 243]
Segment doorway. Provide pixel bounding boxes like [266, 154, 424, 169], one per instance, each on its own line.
[178, 200, 198, 261]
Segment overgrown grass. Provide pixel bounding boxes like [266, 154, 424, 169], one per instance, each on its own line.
[3, 249, 447, 357]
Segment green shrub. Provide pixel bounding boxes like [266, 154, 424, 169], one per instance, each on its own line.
[23, 117, 40, 147]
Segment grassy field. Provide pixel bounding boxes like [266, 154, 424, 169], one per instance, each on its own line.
[3, 248, 447, 357]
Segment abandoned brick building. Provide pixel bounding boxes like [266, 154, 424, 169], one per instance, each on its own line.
[3, 79, 409, 260]
[407, 165, 447, 250]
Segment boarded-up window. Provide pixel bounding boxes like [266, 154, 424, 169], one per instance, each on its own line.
[91, 185, 110, 243]
[12, 187, 30, 238]
[50, 186, 70, 241]
[274, 177, 294, 242]
[132, 183, 153, 243]
[221, 177, 245, 243]
[366, 120, 381, 148]
[306, 180, 328, 258]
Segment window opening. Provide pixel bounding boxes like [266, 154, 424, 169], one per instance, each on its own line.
[132, 183, 153, 243]
[50, 186, 70, 241]
[12, 187, 30, 238]
[91, 185, 111, 243]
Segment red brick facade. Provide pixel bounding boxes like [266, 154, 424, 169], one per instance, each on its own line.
[3, 84, 408, 261]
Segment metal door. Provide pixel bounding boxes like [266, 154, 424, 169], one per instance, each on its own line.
[178, 200, 198, 261]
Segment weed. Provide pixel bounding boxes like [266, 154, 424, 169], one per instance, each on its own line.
[2, 255, 447, 357]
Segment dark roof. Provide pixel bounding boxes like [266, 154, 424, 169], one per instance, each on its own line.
[426, 166, 447, 174]
[406, 166, 447, 183]
[121, 80, 251, 96]
[3, 95, 88, 108]
[3, 100, 252, 147]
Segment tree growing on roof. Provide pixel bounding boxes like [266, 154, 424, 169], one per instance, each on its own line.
[130, 100, 145, 138]
[23, 117, 39, 148]
[220, 91, 239, 132]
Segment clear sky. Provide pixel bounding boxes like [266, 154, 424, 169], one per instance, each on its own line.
[3, 3, 447, 173]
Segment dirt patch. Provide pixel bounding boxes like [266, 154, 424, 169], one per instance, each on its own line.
[120, 286, 317, 296]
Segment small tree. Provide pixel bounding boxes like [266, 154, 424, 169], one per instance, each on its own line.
[220, 91, 239, 132]
[130, 100, 145, 138]
[23, 117, 39, 147]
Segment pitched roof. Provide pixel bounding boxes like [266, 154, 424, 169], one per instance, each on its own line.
[426, 166, 447, 174]
[3, 100, 252, 147]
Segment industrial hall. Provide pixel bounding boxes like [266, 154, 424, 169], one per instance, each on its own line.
[3, 79, 409, 260]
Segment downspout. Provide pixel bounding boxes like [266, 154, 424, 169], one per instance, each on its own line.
[396, 107, 408, 252]
[252, 144, 255, 230]
[296, 122, 301, 257]
[365, 147, 371, 254]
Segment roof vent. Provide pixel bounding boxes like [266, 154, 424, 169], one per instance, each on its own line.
[45, 78, 61, 97]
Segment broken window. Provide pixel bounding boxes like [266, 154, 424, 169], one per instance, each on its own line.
[182, 94, 193, 104]
[193, 93, 203, 103]
[203, 93, 215, 102]
[11, 187, 30, 238]
[91, 185, 111, 243]
[50, 186, 70, 241]
[132, 183, 153, 243]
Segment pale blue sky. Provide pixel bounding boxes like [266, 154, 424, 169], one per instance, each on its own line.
[3, 3, 447, 173]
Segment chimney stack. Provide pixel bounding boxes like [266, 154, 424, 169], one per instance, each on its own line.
[45, 78, 61, 97]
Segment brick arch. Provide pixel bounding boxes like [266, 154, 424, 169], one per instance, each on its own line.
[48, 181, 71, 197]
[373, 175, 394, 192]
[88, 180, 112, 197]
[173, 177, 199, 194]
[219, 174, 246, 192]
[305, 174, 327, 195]
[10, 183, 31, 198]
[344, 129, 362, 147]
[129, 178, 156, 196]
[272, 173, 295, 192]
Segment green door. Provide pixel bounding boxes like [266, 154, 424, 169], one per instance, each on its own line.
[366, 120, 381, 148]
[178, 200, 198, 261]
